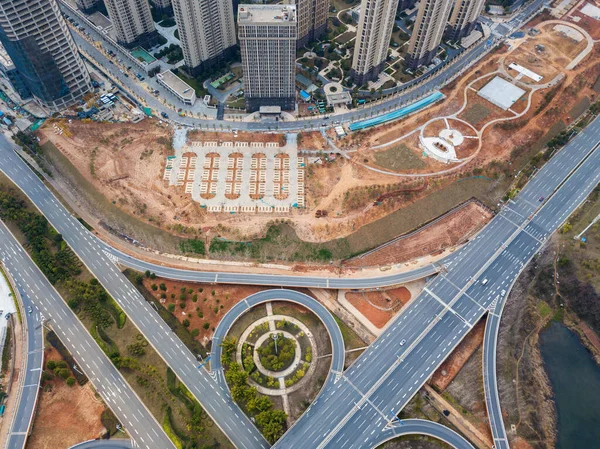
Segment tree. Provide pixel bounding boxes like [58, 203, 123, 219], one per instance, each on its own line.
[159, 283, 167, 291]
[203, 322, 210, 330]
[66, 376, 76, 386]
[256, 409, 287, 443]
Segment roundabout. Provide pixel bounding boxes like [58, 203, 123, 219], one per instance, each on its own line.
[236, 313, 318, 395]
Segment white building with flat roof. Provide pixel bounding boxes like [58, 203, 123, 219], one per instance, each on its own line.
[157, 70, 196, 105]
[238, 4, 297, 112]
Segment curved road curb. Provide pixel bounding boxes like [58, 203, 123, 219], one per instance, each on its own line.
[211, 289, 345, 394]
[374, 419, 475, 449]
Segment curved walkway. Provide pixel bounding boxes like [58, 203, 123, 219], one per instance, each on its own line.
[211, 289, 345, 395]
[373, 419, 475, 449]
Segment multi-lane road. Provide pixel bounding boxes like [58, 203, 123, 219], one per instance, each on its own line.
[0, 222, 175, 449]
[1, 107, 599, 449]
[268, 115, 600, 449]
[0, 143, 270, 449]
[2, 264, 43, 449]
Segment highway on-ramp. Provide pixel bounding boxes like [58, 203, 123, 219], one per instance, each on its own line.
[0, 222, 175, 449]
[374, 419, 475, 449]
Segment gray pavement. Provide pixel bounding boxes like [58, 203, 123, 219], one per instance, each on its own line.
[3, 263, 43, 449]
[0, 222, 174, 449]
[69, 440, 133, 449]
[375, 419, 475, 449]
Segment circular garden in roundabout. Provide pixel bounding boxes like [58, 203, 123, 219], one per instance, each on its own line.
[219, 301, 333, 442]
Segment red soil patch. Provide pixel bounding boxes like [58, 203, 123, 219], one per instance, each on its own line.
[143, 279, 266, 342]
[346, 287, 412, 329]
[27, 348, 106, 449]
[430, 319, 486, 391]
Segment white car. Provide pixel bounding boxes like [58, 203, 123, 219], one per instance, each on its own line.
[399, 339, 407, 346]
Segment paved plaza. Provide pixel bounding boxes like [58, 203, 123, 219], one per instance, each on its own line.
[164, 132, 305, 213]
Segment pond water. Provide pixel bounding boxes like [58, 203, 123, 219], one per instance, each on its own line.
[539, 321, 600, 448]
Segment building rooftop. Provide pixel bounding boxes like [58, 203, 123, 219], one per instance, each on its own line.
[238, 4, 297, 24]
[157, 70, 195, 102]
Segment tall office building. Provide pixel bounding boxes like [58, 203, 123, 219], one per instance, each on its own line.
[405, 0, 454, 70]
[0, 0, 92, 111]
[445, 0, 485, 42]
[104, 0, 159, 48]
[238, 4, 297, 112]
[351, 0, 400, 85]
[171, 0, 236, 76]
[291, 0, 329, 48]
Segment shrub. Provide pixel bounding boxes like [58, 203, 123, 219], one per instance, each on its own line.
[151, 284, 158, 291]
[66, 376, 76, 386]
[159, 283, 167, 291]
[179, 301, 186, 309]
[168, 304, 175, 312]
[191, 328, 200, 337]
[182, 319, 190, 327]
[203, 322, 210, 330]
[46, 360, 57, 370]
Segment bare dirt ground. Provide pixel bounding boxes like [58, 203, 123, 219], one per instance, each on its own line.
[142, 278, 266, 343]
[27, 348, 106, 449]
[344, 201, 492, 268]
[345, 287, 411, 329]
[187, 130, 286, 146]
[298, 132, 328, 151]
[37, 18, 599, 257]
[569, 3, 600, 40]
[430, 319, 486, 391]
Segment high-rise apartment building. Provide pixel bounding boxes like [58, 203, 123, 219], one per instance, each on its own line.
[149, 0, 172, 14]
[445, 0, 485, 42]
[75, 0, 101, 14]
[238, 4, 297, 112]
[171, 0, 236, 76]
[405, 0, 453, 70]
[0, 0, 92, 111]
[291, 0, 329, 48]
[351, 0, 400, 85]
[398, 0, 417, 11]
[104, 0, 159, 48]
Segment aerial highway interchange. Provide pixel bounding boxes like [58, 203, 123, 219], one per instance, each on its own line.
[0, 107, 598, 449]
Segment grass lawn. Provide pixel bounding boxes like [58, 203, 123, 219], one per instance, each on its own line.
[462, 103, 492, 126]
[373, 143, 427, 171]
[175, 72, 208, 97]
[335, 31, 356, 44]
